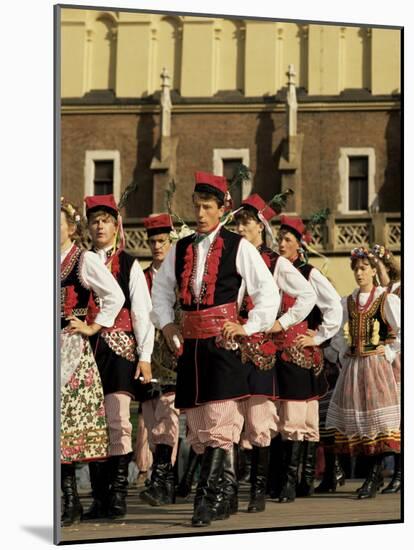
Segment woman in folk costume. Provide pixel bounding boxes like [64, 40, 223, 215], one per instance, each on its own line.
[325, 247, 400, 499]
[138, 213, 181, 507]
[83, 194, 155, 520]
[270, 214, 342, 503]
[151, 172, 279, 527]
[224, 193, 316, 514]
[60, 198, 124, 526]
[369, 244, 401, 494]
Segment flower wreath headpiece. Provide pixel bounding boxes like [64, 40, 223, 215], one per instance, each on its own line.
[61, 196, 82, 224]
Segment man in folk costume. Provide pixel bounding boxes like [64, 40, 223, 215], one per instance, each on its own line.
[151, 172, 279, 527]
[271, 214, 342, 503]
[137, 213, 181, 506]
[83, 194, 155, 520]
[222, 194, 316, 514]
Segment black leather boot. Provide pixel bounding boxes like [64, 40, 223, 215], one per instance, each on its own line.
[176, 447, 202, 498]
[267, 434, 283, 499]
[238, 448, 252, 483]
[315, 451, 346, 493]
[357, 455, 383, 499]
[191, 447, 227, 527]
[248, 446, 270, 513]
[61, 464, 83, 527]
[296, 441, 317, 497]
[278, 441, 302, 504]
[82, 461, 110, 520]
[140, 444, 175, 506]
[212, 444, 239, 519]
[107, 452, 132, 518]
[382, 454, 401, 494]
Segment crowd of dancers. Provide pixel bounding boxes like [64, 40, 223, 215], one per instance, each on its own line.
[60, 170, 401, 529]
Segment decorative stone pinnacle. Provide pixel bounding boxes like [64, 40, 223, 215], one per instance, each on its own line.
[287, 64, 296, 87]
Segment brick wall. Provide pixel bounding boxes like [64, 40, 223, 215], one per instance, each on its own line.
[61, 108, 401, 218]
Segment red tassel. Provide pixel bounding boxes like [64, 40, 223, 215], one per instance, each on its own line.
[259, 340, 277, 355]
[203, 235, 224, 305]
[180, 243, 194, 305]
[86, 293, 99, 324]
[64, 285, 78, 317]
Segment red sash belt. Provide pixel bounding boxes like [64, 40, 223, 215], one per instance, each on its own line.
[101, 308, 133, 333]
[182, 302, 238, 339]
[273, 321, 308, 349]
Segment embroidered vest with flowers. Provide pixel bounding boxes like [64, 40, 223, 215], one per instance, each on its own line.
[61, 245, 91, 329]
[346, 290, 396, 357]
[238, 244, 280, 371]
[175, 227, 242, 311]
[87, 250, 138, 362]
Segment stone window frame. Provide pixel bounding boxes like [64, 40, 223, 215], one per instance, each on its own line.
[84, 150, 121, 206]
[212, 148, 251, 199]
[338, 147, 377, 214]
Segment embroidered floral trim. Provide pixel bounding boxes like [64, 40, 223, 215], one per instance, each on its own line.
[202, 235, 224, 305]
[239, 334, 277, 370]
[280, 345, 324, 376]
[61, 245, 82, 281]
[347, 292, 393, 354]
[180, 233, 225, 306]
[180, 240, 195, 305]
[100, 330, 137, 362]
[76, 250, 89, 290]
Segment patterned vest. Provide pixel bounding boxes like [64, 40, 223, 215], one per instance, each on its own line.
[61, 245, 91, 329]
[175, 226, 243, 311]
[346, 290, 396, 356]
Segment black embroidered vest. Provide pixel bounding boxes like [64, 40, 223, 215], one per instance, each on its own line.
[61, 245, 91, 329]
[293, 259, 323, 330]
[175, 227, 243, 311]
[347, 291, 396, 356]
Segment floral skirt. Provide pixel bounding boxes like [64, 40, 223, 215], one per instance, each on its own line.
[325, 353, 400, 455]
[61, 336, 109, 463]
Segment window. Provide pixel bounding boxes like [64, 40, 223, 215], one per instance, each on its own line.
[338, 148, 376, 213]
[94, 160, 114, 195]
[84, 150, 121, 204]
[223, 158, 243, 207]
[348, 156, 369, 211]
[213, 148, 251, 208]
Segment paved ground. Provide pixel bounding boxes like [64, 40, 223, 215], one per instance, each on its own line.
[59, 478, 401, 544]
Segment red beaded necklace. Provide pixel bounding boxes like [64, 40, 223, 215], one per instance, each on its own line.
[356, 286, 376, 312]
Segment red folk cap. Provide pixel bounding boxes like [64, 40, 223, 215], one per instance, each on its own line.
[194, 171, 228, 199]
[84, 194, 119, 218]
[241, 194, 277, 222]
[279, 214, 312, 244]
[143, 213, 173, 236]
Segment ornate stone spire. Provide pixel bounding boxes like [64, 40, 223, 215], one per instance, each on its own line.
[160, 67, 172, 138]
[286, 63, 297, 138]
